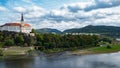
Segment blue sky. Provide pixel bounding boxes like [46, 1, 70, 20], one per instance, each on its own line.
[0, 0, 89, 9]
[0, 0, 120, 31]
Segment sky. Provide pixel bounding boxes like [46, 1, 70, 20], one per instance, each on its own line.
[0, 0, 120, 31]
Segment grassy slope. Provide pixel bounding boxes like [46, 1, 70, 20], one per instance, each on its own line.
[2, 47, 34, 56]
[72, 44, 120, 55]
[91, 45, 120, 53]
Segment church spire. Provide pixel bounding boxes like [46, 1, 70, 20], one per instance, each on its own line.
[20, 13, 24, 33]
[21, 13, 24, 22]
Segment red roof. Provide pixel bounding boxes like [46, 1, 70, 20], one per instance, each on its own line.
[2, 23, 31, 27]
[24, 23, 31, 27]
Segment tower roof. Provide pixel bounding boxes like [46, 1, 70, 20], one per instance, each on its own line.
[21, 13, 24, 22]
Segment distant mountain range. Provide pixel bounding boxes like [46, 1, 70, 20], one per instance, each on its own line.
[63, 25, 120, 34]
[36, 28, 62, 34]
[36, 25, 120, 35]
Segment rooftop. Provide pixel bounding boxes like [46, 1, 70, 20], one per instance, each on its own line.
[1, 23, 31, 27]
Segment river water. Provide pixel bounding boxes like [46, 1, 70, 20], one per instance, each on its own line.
[0, 52, 120, 68]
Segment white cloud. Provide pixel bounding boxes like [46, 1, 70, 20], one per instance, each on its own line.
[60, 0, 120, 12]
[13, 7, 26, 13]
[33, 20, 88, 31]
[35, 3, 120, 31]
[0, 6, 7, 11]
[50, 9, 69, 17]
[13, 5, 47, 18]
[25, 6, 47, 18]
[62, 1, 95, 12]
[1, 0, 120, 31]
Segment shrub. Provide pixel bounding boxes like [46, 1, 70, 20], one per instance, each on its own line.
[106, 45, 111, 49]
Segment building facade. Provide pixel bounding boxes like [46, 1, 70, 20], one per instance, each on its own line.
[0, 14, 32, 33]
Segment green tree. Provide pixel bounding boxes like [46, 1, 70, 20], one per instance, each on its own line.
[100, 36, 113, 44]
[36, 41, 42, 46]
[15, 35, 24, 46]
[24, 36, 35, 46]
[0, 35, 3, 41]
[4, 39, 14, 46]
[31, 29, 37, 34]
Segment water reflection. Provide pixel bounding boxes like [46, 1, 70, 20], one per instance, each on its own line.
[0, 52, 120, 68]
[1, 56, 34, 68]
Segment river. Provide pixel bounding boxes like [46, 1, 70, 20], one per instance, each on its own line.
[0, 52, 120, 68]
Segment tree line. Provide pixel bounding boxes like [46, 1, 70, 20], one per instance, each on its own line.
[0, 31, 35, 47]
[0, 31, 112, 51]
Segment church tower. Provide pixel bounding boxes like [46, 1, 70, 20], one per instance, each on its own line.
[20, 13, 24, 32]
[21, 13, 24, 22]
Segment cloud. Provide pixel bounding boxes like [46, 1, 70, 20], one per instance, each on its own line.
[25, 6, 47, 18]
[0, 0, 120, 31]
[13, 5, 46, 18]
[95, 0, 120, 6]
[61, 1, 95, 12]
[33, 20, 88, 31]
[0, 6, 7, 11]
[61, 0, 120, 12]
[13, 7, 26, 13]
[36, 2, 120, 31]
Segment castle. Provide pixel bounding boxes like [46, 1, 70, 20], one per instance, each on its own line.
[0, 14, 32, 33]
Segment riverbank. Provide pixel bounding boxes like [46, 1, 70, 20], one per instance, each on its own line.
[38, 45, 118, 56]
[41, 44, 120, 55]
[0, 46, 34, 56]
[1, 44, 120, 56]
[71, 44, 120, 55]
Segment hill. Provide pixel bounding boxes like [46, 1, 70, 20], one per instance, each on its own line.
[63, 25, 120, 34]
[63, 25, 120, 38]
[36, 28, 62, 34]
